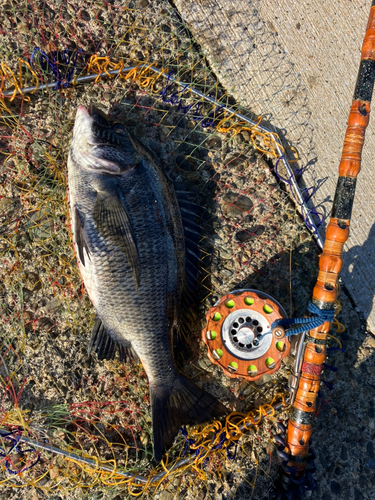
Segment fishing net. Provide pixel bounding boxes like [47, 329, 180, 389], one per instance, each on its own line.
[0, 0, 331, 498]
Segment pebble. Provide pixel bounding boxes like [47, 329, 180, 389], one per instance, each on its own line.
[354, 489, 363, 500]
[365, 458, 375, 469]
[346, 412, 358, 425]
[367, 366, 375, 374]
[205, 136, 222, 149]
[235, 226, 265, 243]
[340, 443, 348, 461]
[282, 355, 294, 367]
[254, 374, 272, 386]
[330, 480, 341, 494]
[160, 490, 174, 500]
[196, 356, 214, 371]
[367, 441, 374, 458]
[368, 336, 375, 349]
[221, 268, 233, 277]
[0, 197, 18, 214]
[219, 247, 232, 259]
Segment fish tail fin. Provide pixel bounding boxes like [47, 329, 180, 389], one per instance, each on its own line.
[150, 375, 227, 461]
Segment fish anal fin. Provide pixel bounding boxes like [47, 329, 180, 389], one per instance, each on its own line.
[88, 315, 139, 363]
[74, 207, 91, 266]
[94, 189, 141, 288]
[150, 375, 227, 461]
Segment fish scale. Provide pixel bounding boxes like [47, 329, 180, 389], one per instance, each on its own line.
[67, 104, 227, 460]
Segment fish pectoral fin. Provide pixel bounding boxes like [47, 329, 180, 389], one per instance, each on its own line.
[88, 315, 139, 363]
[74, 207, 91, 266]
[93, 190, 141, 288]
[80, 151, 121, 174]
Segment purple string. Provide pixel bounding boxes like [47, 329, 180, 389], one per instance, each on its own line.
[30, 47, 84, 90]
[323, 363, 338, 372]
[160, 71, 225, 127]
[274, 155, 324, 236]
[0, 429, 40, 474]
[321, 380, 334, 391]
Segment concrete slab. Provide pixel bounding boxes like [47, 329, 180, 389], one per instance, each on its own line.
[174, 0, 375, 329]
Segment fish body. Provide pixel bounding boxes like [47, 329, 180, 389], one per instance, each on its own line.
[67, 105, 226, 460]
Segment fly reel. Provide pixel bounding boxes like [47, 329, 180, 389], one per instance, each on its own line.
[202, 289, 290, 381]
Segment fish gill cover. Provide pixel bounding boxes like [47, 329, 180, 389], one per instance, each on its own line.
[0, 0, 328, 498]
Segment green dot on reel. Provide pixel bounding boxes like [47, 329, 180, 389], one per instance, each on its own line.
[263, 304, 273, 314]
[225, 299, 235, 308]
[244, 297, 254, 306]
[213, 349, 223, 359]
[276, 341, 285, 351]
[212, 312, 221, 321]
[247, 364, 257, 376]
[228, 361, 238, 370]
[265, 357, 276, 369]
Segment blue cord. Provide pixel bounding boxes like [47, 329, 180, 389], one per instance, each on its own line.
[271, 302, 335, 336]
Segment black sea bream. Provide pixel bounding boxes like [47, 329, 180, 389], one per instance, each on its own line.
[67, 105, 226, 460]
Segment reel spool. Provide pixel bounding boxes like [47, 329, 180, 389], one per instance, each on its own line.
[202, 289, 290, 381]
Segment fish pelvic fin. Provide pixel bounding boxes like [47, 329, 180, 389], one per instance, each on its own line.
[94, 189, 141, 288]
[88, 315, 139, 363]
[150, 375, 227, 462]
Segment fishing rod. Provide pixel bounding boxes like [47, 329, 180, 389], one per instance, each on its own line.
[270, 3, 375, 498]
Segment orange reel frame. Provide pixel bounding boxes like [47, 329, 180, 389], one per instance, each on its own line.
[202, 289, 291, 381]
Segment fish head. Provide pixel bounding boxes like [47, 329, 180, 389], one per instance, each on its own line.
[69, 105, 138, 175]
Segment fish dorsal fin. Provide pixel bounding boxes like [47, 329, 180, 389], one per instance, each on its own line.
[74, 207, 91, 266]
[94, 187, 141, 288]
[88, 315, 139, 363]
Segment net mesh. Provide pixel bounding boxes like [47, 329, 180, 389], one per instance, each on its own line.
[0, 0, 322, 498]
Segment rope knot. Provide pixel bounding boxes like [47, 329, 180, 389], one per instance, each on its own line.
[271, 301, 335, 337]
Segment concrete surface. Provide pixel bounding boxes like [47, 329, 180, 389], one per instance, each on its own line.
[173, 0, 375, 329]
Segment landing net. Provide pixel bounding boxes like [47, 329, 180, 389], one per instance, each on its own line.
[0, 1, 328, 498]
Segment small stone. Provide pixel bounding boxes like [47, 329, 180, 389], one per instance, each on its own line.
[221, 268, 233, 278]
[226, 154, 248, 171]
[330, 407, 338, 415]
[346, 412, 357, 425]
[254, 374, 272, 386]
[368, 336, 375, 349]
[0, 197, 18, 214]
[367, 366, 375, 374]
[205, 136, 222, 149]
[22, 310, 33, 322]
[282, 356, 294, 367]
[160, 490, 174, 500]
[340, 443, 348, 461]
[237, 380, 255, 398]
[330, 480, 341, 494]
[235, 226, 265, 242]
[140, 433, 149, 446]
[365, 458, 375, 469]
[240, 130, 250, 142]
[219, 247, 232, 259]
[354, 488, 363, 500]
[367, 441, 374, 458]
[196, 356, 214, 371]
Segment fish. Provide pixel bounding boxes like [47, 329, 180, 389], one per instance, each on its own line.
[67, 105, 227, 460]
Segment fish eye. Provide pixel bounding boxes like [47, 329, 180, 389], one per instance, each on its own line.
[113, 124, 126, 135]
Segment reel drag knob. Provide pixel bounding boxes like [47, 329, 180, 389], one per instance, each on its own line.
[202, 290, 290, 381]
